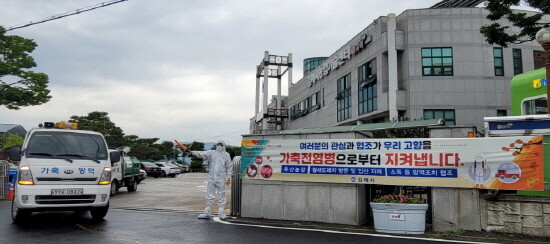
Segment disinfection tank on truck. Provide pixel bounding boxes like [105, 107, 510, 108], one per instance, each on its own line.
[8, 121, 120, 224]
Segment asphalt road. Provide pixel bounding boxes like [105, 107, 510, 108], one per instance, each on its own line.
[1, 173, 501, 244]
[1, 201, 470, 244]
[110, 172, 230, 213]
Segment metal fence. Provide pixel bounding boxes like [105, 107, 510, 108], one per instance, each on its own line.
[0, 160, 10, 199]
[230, 156, 241, 216]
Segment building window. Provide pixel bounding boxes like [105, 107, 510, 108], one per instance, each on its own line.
[300, 99, 306, 112]
[290, 91, 322, 120]
[424, 109, 455, 125]
[322, 87, 325, 107]
[494, 47, 504, 76]
[358, 58, 377, 115]
[337, 73, 351, 122]
[422, 47, 453, 76]
[523, 97, 547, 115]
[308, 91, 321, 113]
[304, 57, 328, 76]
[513, 49, 523, 75]
[497, 110, 507, 117]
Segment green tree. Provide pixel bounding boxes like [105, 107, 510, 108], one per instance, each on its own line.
[209, 143, 241, 159]
[188, 141, 205, 151]
[372, 128, 429, 138]
[225, 145, 241, 159]
[0, 26, 51, 109]
[480, 0, 549, 47]
[153, 141, 176, 160]
[0, 134, 24, 148]
[70, 111, 125, 148]
[123, 135, 162, 161]
[187, 141, 205, 171]
[190, 161, 203, 172]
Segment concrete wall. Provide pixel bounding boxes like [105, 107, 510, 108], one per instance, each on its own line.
[430, 127, 481, 232]
[481, 195, 550, 237]
[241, 179, 366, 225]
[242, 127, 550, 237]
[432, 188, 481, 231]
[240, 132, 370, 225]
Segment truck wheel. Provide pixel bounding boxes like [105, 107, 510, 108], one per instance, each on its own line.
[90, 204, 109, 219]
[127, 178, 138, 192]
[12, 201, 30, 224]
[110, 180, 118, 196]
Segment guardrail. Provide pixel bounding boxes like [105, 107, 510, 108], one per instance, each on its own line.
[0, 160, 10, 199]
[230, 156, 241, 216]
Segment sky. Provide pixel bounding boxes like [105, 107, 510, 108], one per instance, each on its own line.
[0, 0, 497, 146]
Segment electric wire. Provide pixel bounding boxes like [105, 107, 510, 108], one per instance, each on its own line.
[6, 0, 128, 32]
[193, 128, 249, 142]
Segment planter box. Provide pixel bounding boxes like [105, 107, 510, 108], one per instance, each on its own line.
[370, 202, 429, 234]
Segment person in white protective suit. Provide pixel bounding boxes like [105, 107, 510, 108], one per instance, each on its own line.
[187, 140, 233, 219]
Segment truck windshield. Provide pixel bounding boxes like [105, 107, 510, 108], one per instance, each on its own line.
[26, 131, 108, 160]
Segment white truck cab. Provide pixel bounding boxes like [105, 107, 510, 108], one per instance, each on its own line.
[9, 122, 120, 224]
[109, 147, 141, 196]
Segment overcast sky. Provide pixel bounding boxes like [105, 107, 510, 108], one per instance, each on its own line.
[0, 0, 487, 146]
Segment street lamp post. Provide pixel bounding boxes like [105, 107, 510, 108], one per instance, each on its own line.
[536, 27, 550, 114]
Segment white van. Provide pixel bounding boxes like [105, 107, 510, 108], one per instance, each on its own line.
[9, 122, 120, 224]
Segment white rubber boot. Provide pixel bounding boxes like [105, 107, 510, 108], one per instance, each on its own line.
[198, 207, 211, 219]
[218, 208, 227, 220]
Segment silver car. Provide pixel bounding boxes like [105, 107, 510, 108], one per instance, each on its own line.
[154, 161, 181, 177]
[171, 161, 189, 173]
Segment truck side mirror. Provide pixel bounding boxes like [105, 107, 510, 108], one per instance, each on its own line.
[109, 151, 121, 166]
[8, 147, 21, 162]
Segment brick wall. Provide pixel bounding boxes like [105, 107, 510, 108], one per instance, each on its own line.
[482, 195, 550, 237]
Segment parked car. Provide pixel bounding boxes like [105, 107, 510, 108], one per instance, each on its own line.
[171, 161, 189, 173]
[138, 169, 147, 182]
[140, 162, 162, 178]
[181, 164, 190, 173]
[154, 161, 181, 177]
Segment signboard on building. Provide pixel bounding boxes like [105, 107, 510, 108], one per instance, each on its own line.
[307, 34, 372, 87]
[241, 137, 544, 190]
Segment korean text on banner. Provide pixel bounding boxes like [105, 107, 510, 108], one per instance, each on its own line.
[240, 137, 544, 191]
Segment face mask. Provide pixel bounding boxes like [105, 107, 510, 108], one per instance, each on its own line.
[216, 145, 223, 152]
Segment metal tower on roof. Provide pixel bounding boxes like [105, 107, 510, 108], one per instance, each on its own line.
[254, 51, 293, 133]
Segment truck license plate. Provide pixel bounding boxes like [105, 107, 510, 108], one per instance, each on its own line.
[51, 188, 83, 195]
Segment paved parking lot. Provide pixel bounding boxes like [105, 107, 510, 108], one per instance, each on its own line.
[109, 172, 232, 213]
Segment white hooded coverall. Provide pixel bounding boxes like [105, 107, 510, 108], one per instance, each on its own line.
[190, 140, 233, 217]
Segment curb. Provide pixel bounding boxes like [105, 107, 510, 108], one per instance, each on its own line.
[222, 217, 550, 244]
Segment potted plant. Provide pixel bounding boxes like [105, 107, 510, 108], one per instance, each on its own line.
[370, 194, 429, 234]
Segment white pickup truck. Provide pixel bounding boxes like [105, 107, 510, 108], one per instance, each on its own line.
[9, 122, 119, 224]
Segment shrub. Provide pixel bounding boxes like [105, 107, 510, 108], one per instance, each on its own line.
[371, 194, 424, 204]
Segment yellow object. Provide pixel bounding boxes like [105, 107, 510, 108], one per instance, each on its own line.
[18, 166, 34, 185]
[532, 79, 542, 89]
[56, 122, 66, 128]
[55, 121, 78, 129]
